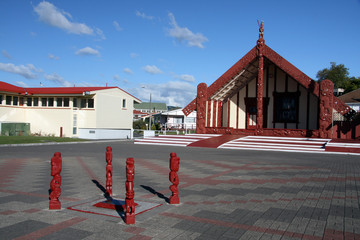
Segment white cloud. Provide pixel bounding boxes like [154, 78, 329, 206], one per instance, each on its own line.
[15, 81, 28, 88]
[176, 74, 195, 82]
[131, 81, 196, 107]
[130, 53, 139, 58]
[44, 72, 72, 87]
[113, 74, 120, 81]
[95, 28, 106, 40]
[75, 47, 100, 56]
[113, 21, 123, 31]
[168, 12, 208, 48]
[2, 50, 12, 59]
[143, 65, 163, 75]
[34, 1, 104, 39]
[48, 54, 60, 60]
[123, 68, 133, 74]
[0, 62, 41, 79]
[135, 11, 154, 20]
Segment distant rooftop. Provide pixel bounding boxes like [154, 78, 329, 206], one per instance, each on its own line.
[134, 102, 167, 110]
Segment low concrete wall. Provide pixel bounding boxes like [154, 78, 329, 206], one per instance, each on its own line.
[78, 128, 133, 139]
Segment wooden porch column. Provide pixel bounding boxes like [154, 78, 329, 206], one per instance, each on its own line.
[196, 83, 207, 134]
[319, 79, 334, 138]
[217, 101, 223, 127]
[213, 100, 217, 127]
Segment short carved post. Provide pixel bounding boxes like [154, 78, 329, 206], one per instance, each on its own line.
[106, 146, 113, 197]
[125, 158, 135, 224]
[49, 152, 62, 210]
[319, 79, 334, 138]
[169, 152, 180, 204]
[196, 83, 207, 134]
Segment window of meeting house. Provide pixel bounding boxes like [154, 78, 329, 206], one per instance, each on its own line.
[73, 98, 78, 108]
[122, 99, 126, 108]
[0, 94, 3, 104]
[56, 98, 63, 107]
[80, 98, 86, 108]
[48, 97, 54, 107]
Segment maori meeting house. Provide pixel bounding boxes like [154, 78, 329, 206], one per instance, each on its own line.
[183, 25, 358, 140]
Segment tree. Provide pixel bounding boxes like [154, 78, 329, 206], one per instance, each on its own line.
[316, 62, 360, 93]
[316, 62, 349, 89]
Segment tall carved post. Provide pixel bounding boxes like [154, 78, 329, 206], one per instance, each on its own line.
[217, 101, 223, 127]
[106, 146, 113, 197]
[256, 21, 265, 134]
[319, 79, 334, 138]
[49, 152, 62, 210]
[169, 152, 180, 204]
[196, 83, 207, 134]
[125, 158, 135, 224]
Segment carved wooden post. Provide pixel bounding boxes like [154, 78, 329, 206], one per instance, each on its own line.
[196, 83, 207, 134]
[49, 152, 62, 210]
[125, 157, 135, 224]
[169, 152, 180, 204]
[319, 79, 334, 138]
[106, 146, 113, 197]
[256, 22, 265, 134]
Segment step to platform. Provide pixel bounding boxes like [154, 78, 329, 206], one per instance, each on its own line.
[219, 136, 331, 153]
[134, 134, 221, 147]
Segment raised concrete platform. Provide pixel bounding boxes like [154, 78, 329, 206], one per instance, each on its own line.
[135, 134, 360, 154]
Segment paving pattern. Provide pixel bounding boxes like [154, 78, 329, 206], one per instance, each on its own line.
[0, 141, 360, 239]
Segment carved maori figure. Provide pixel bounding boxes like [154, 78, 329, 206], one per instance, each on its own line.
[49, 152, 62, 210]
[319, 79, 334, 138]
[169, 152, 180, 204]
[196, 83, 207, 134]
[106, 146, 113, 196]
[125, 157, 135, 224]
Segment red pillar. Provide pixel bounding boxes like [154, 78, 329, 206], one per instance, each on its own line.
[196, 83, 207, 134]
[105, 146, 113, 197]
[217, 101, 223, 127]
[207, 100, 211, 127]
[319, 79, 334, 138]
[169, 152, 180, 204]
[125, 158, 135, 224]
[49, 152, 62, 210]
[227, 100, 231, 128]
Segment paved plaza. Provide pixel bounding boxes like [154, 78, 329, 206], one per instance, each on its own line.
[0, 140, 360, 239]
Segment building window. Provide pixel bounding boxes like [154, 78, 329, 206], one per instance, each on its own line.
[81, 99, 86, 108]
[88, 99, 94, 108]
[41, 98, 47, 106]
[273, 92, 300, 123]
[73, 98, 78, 108]
[27, 97, 32, 106]
[122, 99, 126, 108]
[64, 98, 70, 107]
[48, 98, 54, 107]
[57, 98, 63, 107]
[0, 94, 3, 104]
[33, 98, 39, 106]
[19, 97, 24, 106]
[13, 96, 18, 106]
[6, 96, 12, 105]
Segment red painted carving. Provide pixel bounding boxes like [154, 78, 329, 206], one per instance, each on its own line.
[319, 79, 334, 138]
[196, 83, 207, 134]
[125, 157, 135, 224]
[333, 95, 354, 117]
[169, 152, 180, 204]
[182, 99, 196, 116]
[49, 152, 62, 210]
[217, 101, 223, 127]
[106, 146, 113, 197]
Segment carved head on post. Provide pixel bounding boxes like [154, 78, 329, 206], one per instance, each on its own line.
[258, 20, 264, 39]
[106, 146, 112, 164]
[170, 153, 180, 172]
[51, 152, 62, 177]
[126, 158, 135, 181]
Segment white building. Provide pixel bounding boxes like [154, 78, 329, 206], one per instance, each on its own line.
[154, 108, 196, 130]
[0, 81, 141, 139]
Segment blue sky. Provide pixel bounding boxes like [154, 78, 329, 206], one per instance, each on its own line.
[1, 0, 359, 107]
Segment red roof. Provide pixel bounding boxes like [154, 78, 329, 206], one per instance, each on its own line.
[0, 81, 141, 102]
